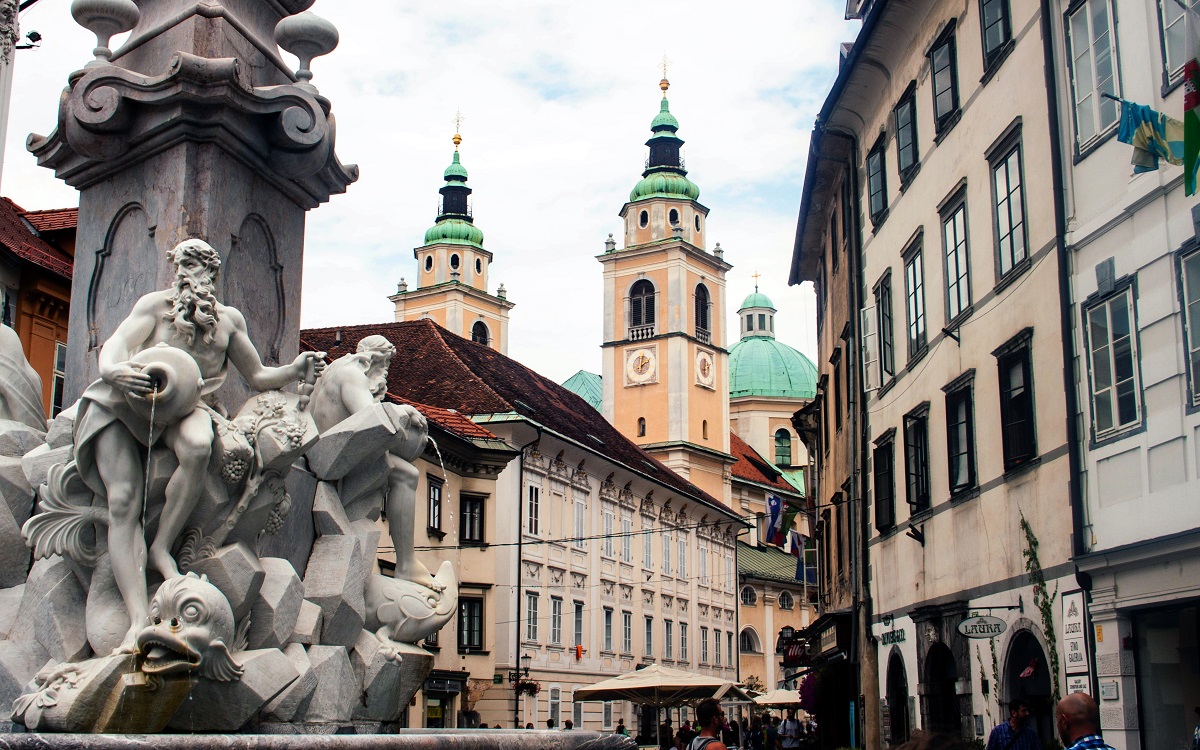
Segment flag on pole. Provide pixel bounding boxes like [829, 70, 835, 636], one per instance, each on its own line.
[765, 494, 782, 545]
[1117, 100, 1184, 172]
[777, 506, 798, 547]
[788, 530, 807, 581]
[1183, 0, 1200, 194]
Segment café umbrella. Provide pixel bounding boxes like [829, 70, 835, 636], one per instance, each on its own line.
[573, 664, 751, 707]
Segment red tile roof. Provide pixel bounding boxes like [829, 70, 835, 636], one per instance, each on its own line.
[0, 199, 72, 279]
[389, 393, 499, 441]
[301, 319, 722, 508]
[730, 432, 795, 493]
[22, 207, 78, 233]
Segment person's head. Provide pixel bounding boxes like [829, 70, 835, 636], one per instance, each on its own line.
[786, 709, 796, 719]
[525, 722, 533, 729]
[546, 718, 555, 728]
[564, 719, 573, 730]
[356, 334, 396, 395]
[1008, 698, 1031, 726]
[772, 716, 781, 726]
[751, 716, 762, 729]
[166, 238, 223, 346]
[696, 698, 724, 732]
[1056, 692, 1101, 744]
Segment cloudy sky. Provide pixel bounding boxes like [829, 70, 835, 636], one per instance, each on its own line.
[4, 1, 858, 383]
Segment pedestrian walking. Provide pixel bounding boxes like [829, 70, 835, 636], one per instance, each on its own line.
[687, 698, 730, 750]
[986, 698, 1040, 750]
[1056, 693, 1117, 750]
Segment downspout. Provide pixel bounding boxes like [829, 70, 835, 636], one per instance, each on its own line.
[1040, 0, 1085, 560]
[512, 427, 542, 729]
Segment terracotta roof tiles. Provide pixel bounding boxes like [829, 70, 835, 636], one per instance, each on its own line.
[0, 199, 72, 279]
[729, 432, 795, 493]
[22, 207, 78, 233]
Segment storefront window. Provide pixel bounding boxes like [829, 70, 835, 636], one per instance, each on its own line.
[1134, 605, 1200, 749]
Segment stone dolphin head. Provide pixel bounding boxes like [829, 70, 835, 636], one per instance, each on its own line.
[135, 573, 243, 681]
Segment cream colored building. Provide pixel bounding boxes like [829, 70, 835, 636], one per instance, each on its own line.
[793, 0, 1079, 743]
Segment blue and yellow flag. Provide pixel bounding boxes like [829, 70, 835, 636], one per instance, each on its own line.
[1117, 100, 1184, 173]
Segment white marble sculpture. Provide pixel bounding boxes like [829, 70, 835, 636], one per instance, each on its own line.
[0, 322, 47, 431]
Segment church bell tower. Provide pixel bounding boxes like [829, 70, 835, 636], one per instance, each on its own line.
[599, 77, 734, 505]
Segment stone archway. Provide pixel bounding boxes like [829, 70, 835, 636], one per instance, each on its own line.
[886, 648, 910, 745]
[1004, 627, 1053, 742]
[923, 642, 960, 734]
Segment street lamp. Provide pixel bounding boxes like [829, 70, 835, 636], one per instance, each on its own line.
[508, 653, 533, 683]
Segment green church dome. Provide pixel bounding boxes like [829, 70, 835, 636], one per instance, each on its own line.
[424, 218, 484, 248]
[629, 172, 701, 202]
[729, 337, 818, 400]
[443, 151, 468, 181]
[739, 291, 776, 311]
[651, 98, 680, 131]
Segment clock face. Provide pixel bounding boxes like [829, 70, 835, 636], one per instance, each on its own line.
[625, 347, 657, 385]
[695, 349, 715, 388]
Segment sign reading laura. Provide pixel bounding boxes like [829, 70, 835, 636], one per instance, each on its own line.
[958, 615, 1007, 639]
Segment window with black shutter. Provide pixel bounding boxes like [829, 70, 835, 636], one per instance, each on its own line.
[874, 437, 896, 532]
[904, 407, 931, 513]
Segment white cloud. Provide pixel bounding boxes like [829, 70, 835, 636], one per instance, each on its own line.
[3, 0, 857, 383]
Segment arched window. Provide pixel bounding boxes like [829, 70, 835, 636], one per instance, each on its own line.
[471, 321, 489, 345]
[450, 253, 461, 270]
[475, 257, 483, 274]
[669, 208, 680, 226]
[695, 284, 710, 337]
[740, 586, 757, 606]
[424, 255, 433, 272]
[739, 628, 761, 654]
[775, 429, 792, 465]
[778, 591, 794, 610]
[637, 417, 646, 437]
[639, 210, 649, 228]
[629, 280, 656, 334]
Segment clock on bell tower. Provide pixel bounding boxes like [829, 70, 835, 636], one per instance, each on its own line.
[598, 77, 734, 506]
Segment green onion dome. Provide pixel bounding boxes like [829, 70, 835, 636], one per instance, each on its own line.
[443, 150, 468, 181]
[629, 172, 702, 202]
[423, 218, 484, 248]
[738, 291, 776, 311]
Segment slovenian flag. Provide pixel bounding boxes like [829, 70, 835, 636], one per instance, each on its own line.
[766, 495, 783, 545]
[788, 530, 806, 581]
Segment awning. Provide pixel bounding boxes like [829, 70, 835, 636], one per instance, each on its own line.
[574, 664, 750, 707]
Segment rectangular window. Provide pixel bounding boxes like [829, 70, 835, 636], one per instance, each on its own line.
[930, 26, 961, 131]
[725, 552, 733, 593]
[663, 531, 672, 575]
[981, 0, 1013, 66]
[665, 620, 674, 659]
[573, 700, 583, 729]
[603, 608, 614, 651]
[942, 199, 972, 321]
[993, 145, 1027, 278]
[714, 629, 721, 666]
[946, 384, 977, 494]
[830, 212, 840, 274]
[458, 597, 483, 652]
[833, 354, 843, 430]
[1161, 0, 1200, 81]
[573, 496, 586, 547]
[1068, 0, 1120, 147]
[904, 408, 931, 512]
[644, 616, 654, 657]
[621, 514, 633, 563]
[550, 596, 563, 645]
[525, 593, 539, 642]
[460, 494, 484, 543]
[727, 631, 735, 667]
[677, 535, 687, 578]
[1087, 287, 1142, 435]
[603, 702, 613, 730]
[573, 601, 584, 646]
[643, 522, 653, 569]
[698, 541, 708, 583]
[876, 274, 896, 381]
[700, 627, 710, 663]
[527, 485, 540, 535]
[904, 248, 927, 356]
[680, 622, 689, 661]
[603, 508, 614, 557]
[51, 342, 67, 418]
[1183, 249, 1200, 404]
[895, 86, 919, 179]
[622, 612, 632, 654]
[427, 479, 443, 531]
[873, 438, 896, 532]
[997, 334, 1037, 469]
[867, 138, 888, 224]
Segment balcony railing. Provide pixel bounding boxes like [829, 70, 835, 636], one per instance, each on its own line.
[628, 325, 656, 341]
[696, 328, 711, 344]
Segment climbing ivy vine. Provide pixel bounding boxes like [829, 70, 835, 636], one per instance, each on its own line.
[1020, 512, 1061, 704]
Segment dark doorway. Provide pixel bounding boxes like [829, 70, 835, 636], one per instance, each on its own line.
[1005, 630, 1053, 743]
[923, 643, 960, 734]
[886, 651, 911, 745]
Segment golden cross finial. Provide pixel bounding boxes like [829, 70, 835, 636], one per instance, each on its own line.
[659, 54, 671, 97]
[752, 271, 761, 292]
[452, 109, 464, 149]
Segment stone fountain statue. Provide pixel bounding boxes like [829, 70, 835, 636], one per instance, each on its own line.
[0, 238, 454, 732]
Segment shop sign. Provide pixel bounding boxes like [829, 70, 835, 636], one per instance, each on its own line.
[957, 615, 1006, 639]
[1067, 674, 1091, 696]
[818, 624, 838, 654]
[425, 678, 464, 694]
[782, 639, 812, 668]
[880, 628, 906, 645]
[1061, 592, 1090, 674]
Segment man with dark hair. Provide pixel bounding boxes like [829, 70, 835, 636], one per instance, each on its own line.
[986, 698, 1040, 750]
[689, 699, 729, 750]
[1056, 693, 1116, 750]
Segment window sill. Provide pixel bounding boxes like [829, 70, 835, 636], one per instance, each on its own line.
[457, 649, 489, 656]
[1074, 126, 1119, 164]
[620, 652, 634, 659]
[949, 486, 980, 504]
[426, 527, 446, 541]
[1090, 420, 1146, 450]
[876, 377, 897, 399]
[980, 41, 1015, 86]
[898, 163, 922, 193]
[933, 110, 962, 144]
[1003, 454, 1041, 480]
[907, 344, 929, 369]
[945, 305, 974, 333]
[874, 524, 899, 539]
[994, 255, 1032, 294]
[908, 506, 933, 524]
[461, 540, 488, 548]
[870, 208, 891, 234]
[600, 649, 616, 656]
[424, 644, 442, 652]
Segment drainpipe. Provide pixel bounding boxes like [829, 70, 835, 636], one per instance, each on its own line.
[1040, 0, 1085, 562]
[512, 427, 542, 729]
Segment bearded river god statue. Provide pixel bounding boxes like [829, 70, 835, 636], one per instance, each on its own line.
[0, 238, 459, 733]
